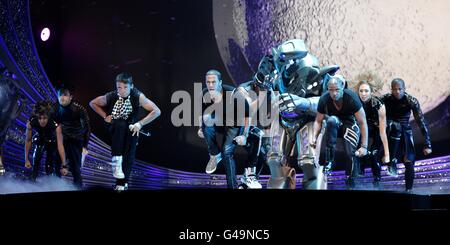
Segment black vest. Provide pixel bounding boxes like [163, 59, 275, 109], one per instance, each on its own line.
[106, 88, 141, 123]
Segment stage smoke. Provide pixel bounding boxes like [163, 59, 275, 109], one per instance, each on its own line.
[0, 173, 79, 194]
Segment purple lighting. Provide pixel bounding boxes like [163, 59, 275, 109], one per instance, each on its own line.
[40, 28, 50, 41]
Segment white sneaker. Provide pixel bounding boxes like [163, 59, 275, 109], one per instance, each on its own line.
[240, 167, 262, 189]
[114, 185, 125, 192]
[112, 156, 125, 179]
[241, 175, 262, 189]
[205, 153, 222, 174]
[113, 183, 128, 192]
[0, 158, 5, 175]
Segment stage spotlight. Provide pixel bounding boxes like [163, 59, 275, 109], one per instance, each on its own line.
[40, 27, 50, 41]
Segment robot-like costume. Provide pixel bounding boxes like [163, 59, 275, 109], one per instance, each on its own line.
[0, 72, 23, 175]
[267, 39, 339, 189]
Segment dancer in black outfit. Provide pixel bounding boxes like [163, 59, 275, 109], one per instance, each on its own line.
[53, 84, 91, 188]
[24, 101, 67, 180]
[352, 73, 390, 187]
[313, 75, 369, 189]
[381, 78, 432, 192]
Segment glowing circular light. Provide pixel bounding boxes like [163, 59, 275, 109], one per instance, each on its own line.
[40, 27, 50, 41]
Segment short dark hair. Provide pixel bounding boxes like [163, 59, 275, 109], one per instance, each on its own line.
[327, 74, 346, 88]
[391, 78, 405, 88]
[56, 83, 75, 95]
[33, 100, 52, 117]
[116, 72, 133, 85]
[205, 69, 222, 81]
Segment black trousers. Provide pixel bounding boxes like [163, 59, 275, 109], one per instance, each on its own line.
[324, 116, 360, 177]
[387, 121, 416, 189]
[357, 128, 382, 180]
[109, 119, 138, 185]
[57, 138, 83, 188]
[32, 141, 59, 180]
[245, 127, 270, 176]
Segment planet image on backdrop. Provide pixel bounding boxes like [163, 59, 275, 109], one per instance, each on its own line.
[212, 0, 450, 115]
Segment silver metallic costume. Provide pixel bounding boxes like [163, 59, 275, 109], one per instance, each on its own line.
[267, 39, 339, 189]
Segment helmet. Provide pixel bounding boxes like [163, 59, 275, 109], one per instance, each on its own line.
[253, 55, 276, 90]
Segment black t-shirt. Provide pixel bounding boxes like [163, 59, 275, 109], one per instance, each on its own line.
[29, 116, 57, 143]
[361, 96, 383, 129]
[201, 84, 249, 127]
[317, 89, 362, 123]
[381, 92, 431, 148]
[53, 101, 91, 147]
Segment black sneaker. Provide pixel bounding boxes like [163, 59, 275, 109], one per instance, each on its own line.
[345, 177, 355, 190]
[387, 164, 398, 177]
[405, 188, 413, 194]
[373, 178, 381, 188]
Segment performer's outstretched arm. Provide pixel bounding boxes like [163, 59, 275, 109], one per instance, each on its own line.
[55, 125, 68, 175]
[410, 96, 432, 155]
[377, 104, 390, 163]
[89, 95, 110, 122]
[137, 93, 161, 126]
[127, 93, 160, 137]
[312, 112, 325, 148]
[355, 108, 368, 156]
[24, 121, 32, 169]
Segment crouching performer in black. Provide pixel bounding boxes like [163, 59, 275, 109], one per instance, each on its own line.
[381, 78, 432, 192]
[24, 101, 67, 180]
[312, 75, 369, 189]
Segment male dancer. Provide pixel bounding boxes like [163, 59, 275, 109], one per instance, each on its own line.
[381, 78, 432, 192]
[90, 72, 161, 191]
[312, 75, 368, 189]
[197, 69, 250, 189]
[235, 55, 276, 189]
[53, 84, 91, 188]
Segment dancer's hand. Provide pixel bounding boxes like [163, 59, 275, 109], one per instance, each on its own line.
[355, 147, 368, 157]
[423, 148, 432, 156]
[234, 135, 247, 146]
[60, 164, 69, 176]
[382, 154, 390, 164]
[104, 115, 112, 123]
[82, 148, 88, 167]
[25, 160, 32, 169]
[197, 128, 204, 138]
[129, 122, 142, 136]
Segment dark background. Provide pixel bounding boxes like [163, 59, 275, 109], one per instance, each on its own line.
[30, 0, 450, 173]
[30, 0, 235, 173]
